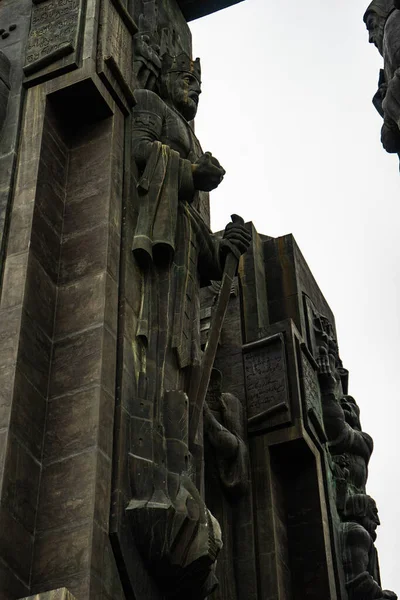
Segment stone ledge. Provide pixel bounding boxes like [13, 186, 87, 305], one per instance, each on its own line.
[19, 589, 76, 600]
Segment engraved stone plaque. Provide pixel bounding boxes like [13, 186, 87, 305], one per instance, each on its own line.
[301, 351, 326, 441]
[24, 0, 84, 77]
[244, 334, 290, 428]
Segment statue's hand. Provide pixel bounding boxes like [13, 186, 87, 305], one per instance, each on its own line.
[222, 221, 252, 257]
[381, 117, 400, 154]
[316, 346, 337, 394]
[192, 152, 226, 192]
[382, 591, 397, 600]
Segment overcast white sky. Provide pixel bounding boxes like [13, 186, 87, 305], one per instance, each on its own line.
[191, 0, 400, 592]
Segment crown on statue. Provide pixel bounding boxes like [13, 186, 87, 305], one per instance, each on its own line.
[363, 0, 395, 21]
[161, 52, 201, 82]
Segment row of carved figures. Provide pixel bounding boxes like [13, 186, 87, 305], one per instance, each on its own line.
[313, 314, 396, 600]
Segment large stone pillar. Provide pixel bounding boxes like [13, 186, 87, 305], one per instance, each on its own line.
[0, 0, 131, 597]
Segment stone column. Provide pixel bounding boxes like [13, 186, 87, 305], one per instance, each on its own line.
[0, 0, 134, 597]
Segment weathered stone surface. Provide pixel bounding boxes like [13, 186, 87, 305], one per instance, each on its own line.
[0, 504, 33, 584]
[97, 0, 137, 110]
[20, 589, 77, 600]
[0, 0, 34, 278]
[24, 0, 85, 80]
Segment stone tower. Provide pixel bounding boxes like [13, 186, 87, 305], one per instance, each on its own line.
[0, 1, 394, 599]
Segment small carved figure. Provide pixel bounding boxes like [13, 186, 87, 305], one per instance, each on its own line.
[0, 51, 11, 137]
[134, 33, 162, 91]
[204, 369, 253, 600]
[341, 494, 397, 600]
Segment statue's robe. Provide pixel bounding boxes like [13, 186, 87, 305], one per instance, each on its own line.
[131, 88, 223, 415]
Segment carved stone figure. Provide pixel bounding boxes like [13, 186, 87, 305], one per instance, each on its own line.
[134, 33, 162, 90]
[341, 396, 373, 492]
[363, 0, 393, 55]
[363, 0, 400, 156]
[0, 51, 10, 137]
[128, 51, 251, 598]
[341, 494, 397, 600]
[127, 390, 223, 600]
[315, 319, 373, 497]
[204, 369, 250, 600]
[131, 52, 249, 390]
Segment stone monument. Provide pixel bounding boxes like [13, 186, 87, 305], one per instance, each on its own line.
[0, 0, 395, 599]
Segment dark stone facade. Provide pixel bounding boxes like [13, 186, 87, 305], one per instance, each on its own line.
[0, 1, 394, 599]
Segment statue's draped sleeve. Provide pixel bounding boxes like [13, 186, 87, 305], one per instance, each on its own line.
[132, 89, 195, 200]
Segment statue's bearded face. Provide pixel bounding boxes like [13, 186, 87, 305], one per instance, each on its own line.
[365, 11, 385, 54]
[165, 71, 201, 121]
